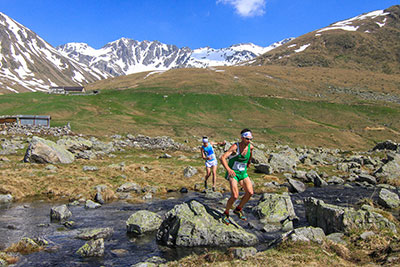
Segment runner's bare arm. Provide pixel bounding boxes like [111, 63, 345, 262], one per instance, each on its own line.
[247, 144, 254, 168]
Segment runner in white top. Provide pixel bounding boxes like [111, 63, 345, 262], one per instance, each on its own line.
[200, 136, 225, 191]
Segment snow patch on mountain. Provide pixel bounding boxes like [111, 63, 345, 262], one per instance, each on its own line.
[317, 9, 390, 33]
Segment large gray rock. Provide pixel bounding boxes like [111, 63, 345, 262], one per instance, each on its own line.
[76, 238, 104, 257]
[24, 136, 74, 164]
[57, 136, 93, 153]
[77, 227, 114, 240]
[287, 178, 306, 193]
[117, 182, 141, 193]
[304, 197, 397, 234]
[254, 164, 272, 174]
[356, 173, 377, 185]
[0, 194, 13, 204]
[126, 210, 163, 235]
[268, 147, 297, 173]
[290, 226, 325, 243]
[183, 166, 198, 178]
[251, 148, 269, 164]
[50, 204, 72, 222]
[157, 200, 258, 247]
[375, 154, 400, 181]
[378, 189, 400, 209]
[253, 192, 297, 224]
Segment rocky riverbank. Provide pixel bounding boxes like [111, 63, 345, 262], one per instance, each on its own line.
[0, 132, 399, 265]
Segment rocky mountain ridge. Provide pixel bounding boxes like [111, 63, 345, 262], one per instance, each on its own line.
[56, 38, 294, 76]
[0, 12, 110, 93]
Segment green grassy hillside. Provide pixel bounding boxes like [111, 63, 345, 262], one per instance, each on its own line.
[0, 88, 399, 150]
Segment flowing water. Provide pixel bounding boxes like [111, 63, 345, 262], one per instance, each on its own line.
[0, 185, 379, 266]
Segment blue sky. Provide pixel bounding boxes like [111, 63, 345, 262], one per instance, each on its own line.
[1, 0, 399, 49]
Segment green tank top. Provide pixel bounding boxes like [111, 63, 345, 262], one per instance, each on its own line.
[226, 142, 251, 181]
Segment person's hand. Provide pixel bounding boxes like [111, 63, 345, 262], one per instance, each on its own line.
[207, 156, 211, 160]
[227, 168, 236, 178]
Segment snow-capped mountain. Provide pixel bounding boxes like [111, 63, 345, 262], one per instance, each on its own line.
[57, 38, 294, 76]
[0, 12, 110, 93]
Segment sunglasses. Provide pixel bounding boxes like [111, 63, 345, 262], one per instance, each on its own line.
[244, 137, 252, 141]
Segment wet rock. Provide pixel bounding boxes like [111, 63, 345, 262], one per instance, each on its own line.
[327, 176, 345, 185]
[77, 227, 114, 240]
[230, 247, 257, 260]
[24, 136, 74, 164]
[76, 238, 104, 257]
[183, 166, 198, 178]
[293, 170, 308, 182]
[131, 256, 167, 267]
[85, 200, 101, 209]
[356, 173, 376, 185]
[50, 204, 72, 222]
[290, 226, 325, 244]
[204, 189, 223, 199]
[126, 210, 163, 235]
[157, 200, 258, 247]
[179, 187, 188, 193]
[253, 192, 297, 224]
[287, 178, 306, 193]
[304, 197, 397, 234]
[378, 189, 400, 209]
[374, 155, 400, 181]
[0, 194, 13, 204]
[117, 182, 141, 193]
[314, 176, 328, 187]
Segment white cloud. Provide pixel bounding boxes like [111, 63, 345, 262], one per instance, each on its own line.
[217, 0, 266, 17]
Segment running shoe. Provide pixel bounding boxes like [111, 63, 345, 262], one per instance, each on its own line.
[233, 209, 247, 221]
[222, 214, 231, 225]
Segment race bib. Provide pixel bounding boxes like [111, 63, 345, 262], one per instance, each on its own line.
[232, 161, 246, 171]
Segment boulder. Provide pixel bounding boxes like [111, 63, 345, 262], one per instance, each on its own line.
[50, 204, 72, 222]
[157, 200, 258, 247]
[287, 178, 306, 193]
[290, 226, 325, 243]
[304, 197, 397, 234]
[24, 136, 74, 164]
[183, 166, 198, 178]
[229, 247, 257, 260]
[251, 148, 269, 164]
[85, 200, 101, 209]
[326, 233, 346, 245]
[117, 182, 141, 193]
[253, 192, 297, 224]
[254, 164, 272, 174]
[327, 176, 345, 185]
[126, 210, 163, 235]
[268, 149, 297, 173]
[356, 173, 377, 185]
[378, 189, 400, 209]
[76, 238, 104, 257]
[76, 227, 114, 240]
[57, 136, 93, 153]
[0, 194, 13, 204]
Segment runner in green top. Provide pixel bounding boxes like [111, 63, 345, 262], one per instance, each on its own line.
[220, 128, 254, 224]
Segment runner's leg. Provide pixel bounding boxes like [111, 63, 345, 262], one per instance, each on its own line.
[225, 177, 239, 213]
[211, 165, 217, 190]
[237, 177, 254, 209]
